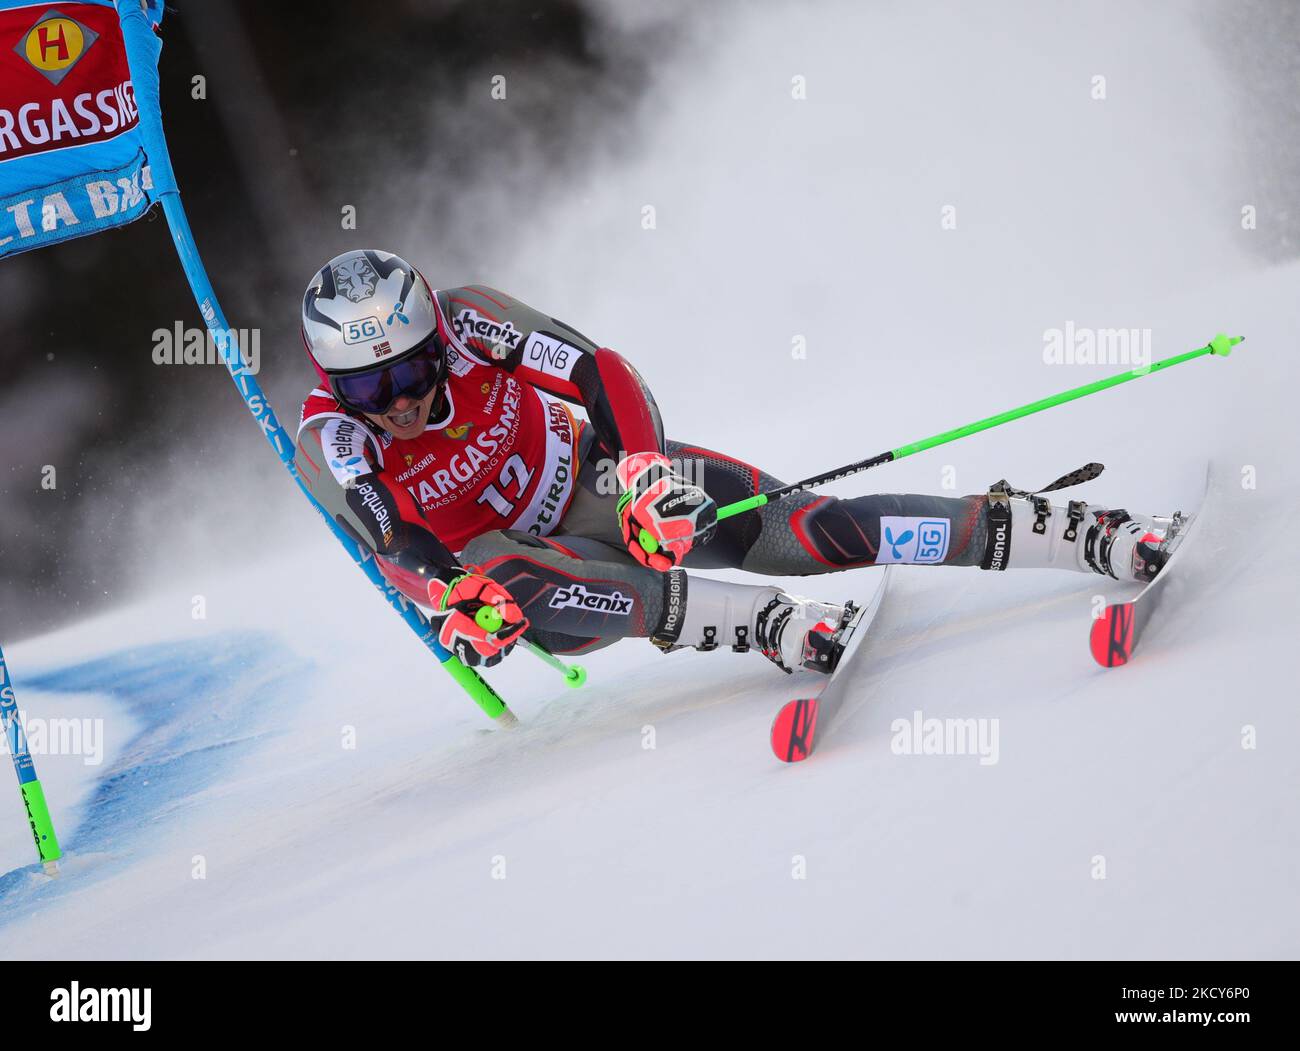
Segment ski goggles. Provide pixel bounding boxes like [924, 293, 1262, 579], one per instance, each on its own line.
[330, 334, 448, 415]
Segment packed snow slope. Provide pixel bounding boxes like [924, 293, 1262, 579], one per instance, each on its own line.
[2, 0, 1296, 957]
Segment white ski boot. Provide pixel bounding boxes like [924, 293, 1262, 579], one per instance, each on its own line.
[984, 477, 1179, 583]
[672, 576, 847, 674]
[1083, 508, 1180, 581]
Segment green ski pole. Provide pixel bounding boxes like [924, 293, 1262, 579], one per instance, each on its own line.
[709, 332, 1243, 522]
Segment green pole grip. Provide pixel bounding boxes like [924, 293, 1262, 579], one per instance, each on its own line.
[519, 638, 588, 688]
[440, 656, 510, 720]
[717, 493, 768, 522]
[21, 779, 60, 864]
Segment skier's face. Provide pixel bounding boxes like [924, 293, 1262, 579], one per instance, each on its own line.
[365, 385, 439, 440]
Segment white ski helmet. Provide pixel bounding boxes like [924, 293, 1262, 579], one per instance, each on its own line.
[301, 249, 448, 413]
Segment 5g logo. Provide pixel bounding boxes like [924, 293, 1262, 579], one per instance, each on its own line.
[343, 317, 385, 344]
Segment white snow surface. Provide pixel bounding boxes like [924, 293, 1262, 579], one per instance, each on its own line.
[2, 0, 1297, 958]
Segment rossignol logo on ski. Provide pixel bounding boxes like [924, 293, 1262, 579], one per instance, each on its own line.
[549, 584, 633, 615]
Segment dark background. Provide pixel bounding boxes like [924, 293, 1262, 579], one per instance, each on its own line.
[0, 0, 675, 637]
[0, 0, 1297, 640]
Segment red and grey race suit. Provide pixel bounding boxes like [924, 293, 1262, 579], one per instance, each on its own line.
[295, 285, 1007, 656]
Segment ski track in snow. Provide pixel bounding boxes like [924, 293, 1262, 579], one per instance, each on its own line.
[0, 636, 311, 912]
[1, 439, 1296, 958]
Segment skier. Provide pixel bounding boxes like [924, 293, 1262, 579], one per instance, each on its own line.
[295, 249, 1176, 671]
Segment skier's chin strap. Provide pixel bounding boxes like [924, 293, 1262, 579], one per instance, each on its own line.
[980, 462, 1104, 572]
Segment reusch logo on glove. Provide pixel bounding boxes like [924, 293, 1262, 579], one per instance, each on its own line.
[658, 491, 701, 514]
[549, 584, 633, 615]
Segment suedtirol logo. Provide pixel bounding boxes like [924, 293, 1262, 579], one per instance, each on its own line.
[549, 584, 632, 615]
[16, 10, 99, 85]
[525, 453, 572, 536]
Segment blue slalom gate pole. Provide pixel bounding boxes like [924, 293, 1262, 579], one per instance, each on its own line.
[117, 2, 510, 721]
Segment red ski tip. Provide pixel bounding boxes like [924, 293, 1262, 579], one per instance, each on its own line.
[771, 697, 820, 762]
[1090, 601, 1135, 668]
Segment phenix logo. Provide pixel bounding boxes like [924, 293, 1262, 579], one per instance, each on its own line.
[549, 584, 633, 615]
[50, 982, 151, 1031]
[452, 308, 522, 358]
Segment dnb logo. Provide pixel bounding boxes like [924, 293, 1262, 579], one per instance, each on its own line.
[15, 10, 99, 85]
